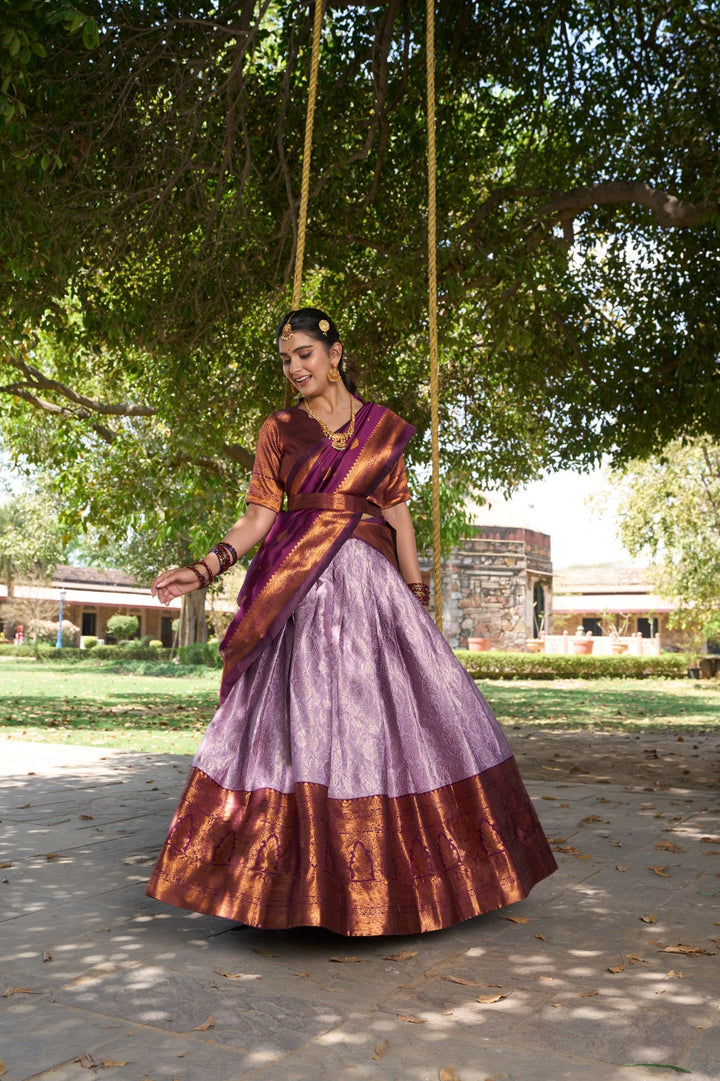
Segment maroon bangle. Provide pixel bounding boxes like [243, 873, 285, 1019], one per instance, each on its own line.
[187, 564, 207, 589]
[193, 559, 214, 586]
[407, 582, 430, 607]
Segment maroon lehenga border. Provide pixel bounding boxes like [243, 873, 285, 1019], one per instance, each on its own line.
[147, 758, 557, 937]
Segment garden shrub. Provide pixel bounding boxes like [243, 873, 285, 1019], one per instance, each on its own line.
[148, 639, 163, 648]
[177, 642, 223, 668]
[82, 636, 99, 650]
[27, 618, 79, 646]
[106, 614, 140, 640]
[454, 650, 693, 680]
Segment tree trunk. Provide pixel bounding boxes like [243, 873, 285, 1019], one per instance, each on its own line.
[178, 590, 208, 646]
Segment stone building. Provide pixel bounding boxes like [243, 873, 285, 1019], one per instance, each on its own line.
[422, 496, 553, 651]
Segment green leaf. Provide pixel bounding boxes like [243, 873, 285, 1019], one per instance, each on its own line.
[82, 19, 99, 51]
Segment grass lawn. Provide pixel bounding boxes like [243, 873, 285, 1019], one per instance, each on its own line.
[0, 660, 718, 753]
[0, 659, 221, 753]
[480, 677, 720, 732]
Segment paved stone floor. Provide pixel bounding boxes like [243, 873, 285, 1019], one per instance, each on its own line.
[1, 739, 718, 1081]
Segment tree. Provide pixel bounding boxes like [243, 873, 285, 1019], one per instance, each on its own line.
[614, 438, 720, 643]
[1, 1, 719, 617]
[0, 485, 69, 590]
[106, 613, 140, 641]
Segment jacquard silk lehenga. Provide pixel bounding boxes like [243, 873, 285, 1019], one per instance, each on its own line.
[147, 400, 557, 936]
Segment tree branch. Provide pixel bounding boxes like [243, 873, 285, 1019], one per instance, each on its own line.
[0, 383, 119, 443]
[535, 181, 720, 231]
[2, 352, 156, 416]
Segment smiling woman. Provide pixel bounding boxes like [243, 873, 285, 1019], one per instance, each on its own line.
[145, 307, 557, 937]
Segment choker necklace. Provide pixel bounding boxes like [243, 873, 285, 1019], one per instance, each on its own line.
[303, 394, 355, 451]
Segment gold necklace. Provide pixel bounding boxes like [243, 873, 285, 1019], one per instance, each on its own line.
[303, 394, 355, 451]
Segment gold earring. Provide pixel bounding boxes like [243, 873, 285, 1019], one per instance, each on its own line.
[327, 366, 341, 383]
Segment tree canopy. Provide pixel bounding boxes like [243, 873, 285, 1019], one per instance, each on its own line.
[1, 0, 719, 570]
[614, 438, 720, 644]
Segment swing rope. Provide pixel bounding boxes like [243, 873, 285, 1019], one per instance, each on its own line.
[425, 0, 443, 632]
[283, 0, 445, 636]
[284, 0, 324, 409]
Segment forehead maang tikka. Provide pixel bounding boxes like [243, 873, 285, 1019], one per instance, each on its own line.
[280, 318, 294, 342]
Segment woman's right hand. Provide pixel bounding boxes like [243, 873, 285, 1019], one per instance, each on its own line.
[152, 566, 201, 605]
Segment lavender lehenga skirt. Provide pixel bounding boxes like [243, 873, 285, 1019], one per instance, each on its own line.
[147, 538, 557, 935]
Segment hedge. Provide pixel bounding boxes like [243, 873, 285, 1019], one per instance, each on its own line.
[177, 642, 223, 668]
[454, 650, 693, 680]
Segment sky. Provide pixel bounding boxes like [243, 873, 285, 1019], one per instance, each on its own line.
[502, 464, 635, 569]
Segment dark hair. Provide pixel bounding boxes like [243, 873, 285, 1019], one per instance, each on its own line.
[275, 307, 357, 393]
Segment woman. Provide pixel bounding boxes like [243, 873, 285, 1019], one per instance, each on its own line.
[148, 307, 556, 936]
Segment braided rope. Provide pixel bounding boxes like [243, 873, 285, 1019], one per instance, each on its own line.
[425, 0, 443, 633]
[284, 0, 324, 409]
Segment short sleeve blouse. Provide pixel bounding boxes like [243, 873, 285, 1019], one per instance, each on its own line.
[246, 407, 412, 512]
[246, 416, 284, 513]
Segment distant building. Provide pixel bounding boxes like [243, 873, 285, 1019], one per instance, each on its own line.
[551, 565, 691, 649]
[0, 565, 182, 646]
[423, 495, 553, 651]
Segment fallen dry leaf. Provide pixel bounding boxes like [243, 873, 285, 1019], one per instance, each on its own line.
[372, 1041, 388, 1061]
[551, 1002, 563, 1008]
[295, 971, 310, 978]
[625, 954, 649, 965]
[0, 863, 11, 869]
[665, 970, 684, 979]
[2, 987, 40, 997]
[535, 933, 547, 941]
[79, 814, 94, 821]
[656, 841, 684, 853]
[661, 944, 707, 956]
[579, 815, 610, 824]
[328, 956, 360, 963]
[580, 989, 599, 997]
[42, 952, 52, 963]
[608, 964, 626, 973]
[616, 865, 628, 872]
[44, 853, 60, 861]
[0, 1063, 6, 1078]
[251, 948, 278, 957]
[213, 970, 261, 980]
[442, 975, 491, 987]
[99, 1061, 128, 1068]
[504, 915, 530, 924]
[397, 1013, 425, 1023]
[439, 1068, 461, 1081]
[640, 914, 658, 924]
[554, 844, 592, 859]
[476, 992, 510, 1004]
[193, 1016, 214, 1031]
[648, 866, 670, 876]
[384, 950, 417, 962]
[546, 836, 566, 844]
[78, 1055, 96, 1069]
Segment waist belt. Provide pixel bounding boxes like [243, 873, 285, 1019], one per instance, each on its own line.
[286, 493, 381, 516]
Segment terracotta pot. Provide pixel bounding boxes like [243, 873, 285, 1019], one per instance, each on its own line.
[467, 637, 491, 652]
[572, 639, 594, 655]
[611, 642, 629, 655]
[525, 639, 544, 653]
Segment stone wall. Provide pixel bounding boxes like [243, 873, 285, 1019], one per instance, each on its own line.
[422, 525, 553, 651]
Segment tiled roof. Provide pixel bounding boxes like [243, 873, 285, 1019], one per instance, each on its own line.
[52, 564, 139, 588]
[554, 565, 650, 593]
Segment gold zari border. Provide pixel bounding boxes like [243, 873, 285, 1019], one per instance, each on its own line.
[147, 760, 557, 937]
